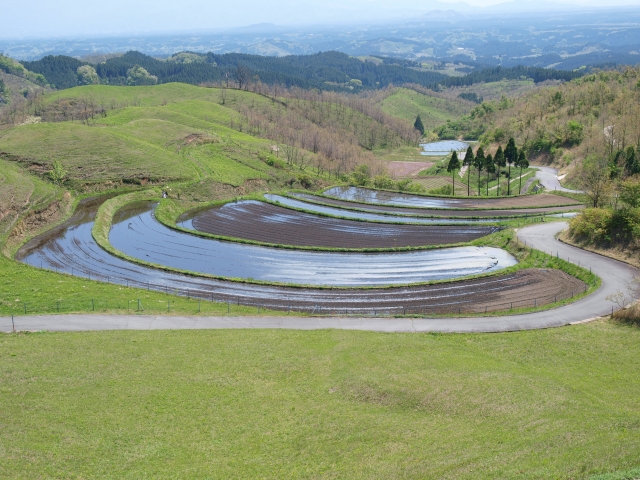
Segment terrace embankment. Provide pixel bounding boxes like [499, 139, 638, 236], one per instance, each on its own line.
[190, 201, 498, 248]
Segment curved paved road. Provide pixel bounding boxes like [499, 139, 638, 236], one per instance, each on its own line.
[1, 222, 636, 333]
[534, 166, 583, 194]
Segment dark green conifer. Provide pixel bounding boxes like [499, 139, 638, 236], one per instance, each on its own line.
[447, 151, 461, 195]
[414, 115, 425, 136]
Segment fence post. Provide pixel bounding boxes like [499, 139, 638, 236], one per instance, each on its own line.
[167, 300, 170, 312]
[534, 298, 537, 307]
[198, 299, 201, 313]
[92, 298, 95, 311]
[11, 315, 15, 333]
[138, 299, 141, 311]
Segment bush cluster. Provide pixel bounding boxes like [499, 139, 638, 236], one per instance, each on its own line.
[569, 207, 640, 245]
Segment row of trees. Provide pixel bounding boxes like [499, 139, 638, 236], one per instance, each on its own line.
[446, 138, 529, 196]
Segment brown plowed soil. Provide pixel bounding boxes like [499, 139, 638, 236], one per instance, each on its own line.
[297, 193, 583, 217]
[261, 268, 587, 315]
[191, 201, 498, 248]
[388, 161, 433, 177]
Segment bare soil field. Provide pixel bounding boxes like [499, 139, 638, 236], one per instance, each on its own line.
[388, 161, 433, 177]
[295, 193, 583, 217]
[191, 201, 497, 248]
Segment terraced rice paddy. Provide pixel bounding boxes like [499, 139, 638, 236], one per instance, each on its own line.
[16, 199, 585, 314]
[264, 195, 501, 223]
[323, 186, 582, 209]
[113, 202, 514, 286]
[14, 187, 589, 315]
[188, 200, 498, 248]
[292, 193, 583, 218]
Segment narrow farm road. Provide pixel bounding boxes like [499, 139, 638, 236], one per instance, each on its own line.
[534, 166, 583, 193]
[2, 222, 636, 333]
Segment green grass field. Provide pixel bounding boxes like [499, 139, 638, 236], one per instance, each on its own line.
[1, 321, 639, 478]
[380, 88, 472, 130]
[450, 80, 537, 102]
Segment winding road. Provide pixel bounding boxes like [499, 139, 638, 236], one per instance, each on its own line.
[2, 222, 636, 333]
[534, 166, 584, 194]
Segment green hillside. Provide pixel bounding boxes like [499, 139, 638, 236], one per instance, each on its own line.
[0, 84, 318, 190]
[380, 88, 472, 131]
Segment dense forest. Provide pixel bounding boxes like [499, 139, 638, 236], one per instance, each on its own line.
[432, 66, 585, 90]
[20, 51, 588, 93]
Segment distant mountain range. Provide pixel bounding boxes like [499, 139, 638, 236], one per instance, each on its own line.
[1, 5, 639, 72]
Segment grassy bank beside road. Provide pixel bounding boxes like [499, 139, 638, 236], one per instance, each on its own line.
[1, 321, 639, 478]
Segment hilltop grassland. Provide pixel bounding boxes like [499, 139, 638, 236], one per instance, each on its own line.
[380, 87, 473, 131]
[3, 83, 427, 185]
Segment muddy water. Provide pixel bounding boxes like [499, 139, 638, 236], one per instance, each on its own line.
[264, 195, 499, 223]
[115, 202, 515, 286]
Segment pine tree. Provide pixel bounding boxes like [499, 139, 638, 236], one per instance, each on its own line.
[505, 138, 518, 195]
[494, 146, 506, 196]
[414, 115, 425, 136]
[625, 146, 640, 177]
[517, 150, 529, 194]
[447, 151, 461, 195]
[485, 154, 495, 196]
[474, 147, 485, 196]
[464, 146, 474, 196]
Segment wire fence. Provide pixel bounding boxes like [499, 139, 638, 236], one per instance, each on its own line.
[3, 274, 592, 319]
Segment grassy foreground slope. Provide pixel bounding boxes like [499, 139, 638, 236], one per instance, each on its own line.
[1, 322, 639, 478]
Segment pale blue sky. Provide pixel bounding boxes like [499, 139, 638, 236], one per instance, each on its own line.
[3, 0, 639, 38]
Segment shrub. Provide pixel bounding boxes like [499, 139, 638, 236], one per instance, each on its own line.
[612, 304, 640, 327]
[569, 207, 640, 245]
[350, 165, 371, 186]
[429, 184, 453, 195]
[297, 174, 313, 189]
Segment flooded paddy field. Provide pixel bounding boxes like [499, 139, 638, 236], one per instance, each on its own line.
[323, 186, 582, 209]
[114, 202, 513, 286]
[420, 140, 469, 156]
[187, 200, 498, 248]
[264, 195, 502, 223]
[15, 198, 583, 314]
[292, 193, 583, 218]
